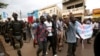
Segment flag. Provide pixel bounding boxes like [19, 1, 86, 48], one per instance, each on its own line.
[1, 12, 8, 19]
[33, 10, 38, 19]
[27, 13, 33, 23]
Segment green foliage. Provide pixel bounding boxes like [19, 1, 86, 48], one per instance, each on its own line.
[0, 2, 8, 8]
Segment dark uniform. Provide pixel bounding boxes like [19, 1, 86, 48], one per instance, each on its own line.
[11, 20, 24, 49]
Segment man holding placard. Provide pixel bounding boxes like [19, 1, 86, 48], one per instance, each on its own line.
[64, 13, 81, 56]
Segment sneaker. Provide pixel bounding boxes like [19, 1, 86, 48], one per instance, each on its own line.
[54, 54, 57, 56]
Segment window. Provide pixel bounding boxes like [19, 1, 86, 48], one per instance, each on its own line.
[67, 5, 74, 9]
[50, 10, 52, 13]
[75, 3, 83, 8]
[57, 10, 58, 14]
[54, 8, 55, 12]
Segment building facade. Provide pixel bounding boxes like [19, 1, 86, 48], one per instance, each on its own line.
[62, 0, 85, 21]
[38, 4, 62, 18]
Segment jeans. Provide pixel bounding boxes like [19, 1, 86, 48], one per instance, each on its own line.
[67, 43, 77, 56]
[37, 40, 47, 56]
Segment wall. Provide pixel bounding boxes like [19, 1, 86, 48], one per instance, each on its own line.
[38, 5, 62, 18]
[63, 0, 83, 10]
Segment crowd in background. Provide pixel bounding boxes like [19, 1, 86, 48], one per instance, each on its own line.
[0, 12, 100, 56]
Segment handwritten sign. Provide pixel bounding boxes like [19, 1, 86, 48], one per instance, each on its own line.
[76, 21, 93, 39]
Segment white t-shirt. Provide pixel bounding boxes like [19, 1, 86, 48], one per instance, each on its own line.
[44, 21, 53, 36]
[93, 22, 99, 29]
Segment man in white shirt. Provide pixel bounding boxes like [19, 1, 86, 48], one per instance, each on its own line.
[44, 15, 57, 56]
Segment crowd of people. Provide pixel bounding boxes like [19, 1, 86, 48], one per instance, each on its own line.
[0, 12, 100, 56]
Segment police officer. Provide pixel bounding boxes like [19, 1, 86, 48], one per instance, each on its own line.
[11, 12, 24, 49]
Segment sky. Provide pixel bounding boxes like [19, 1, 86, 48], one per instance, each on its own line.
[85, 0, 100, 11]
[0, 0, 100, 18]
[0, 0, 62, 18]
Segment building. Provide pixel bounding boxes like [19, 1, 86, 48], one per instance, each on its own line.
[62, 0, 85, 21]
[93, 8, 100, 18]
[91, 8, 100, 21]
[38, 4, 62, 18]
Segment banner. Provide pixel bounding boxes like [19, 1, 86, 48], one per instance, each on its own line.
[76, 21, 93, 39]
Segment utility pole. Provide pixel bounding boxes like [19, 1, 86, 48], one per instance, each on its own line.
[20, 10, 22, 20]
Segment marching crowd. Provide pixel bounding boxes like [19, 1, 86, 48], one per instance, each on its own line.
[0, 12, 100, 56]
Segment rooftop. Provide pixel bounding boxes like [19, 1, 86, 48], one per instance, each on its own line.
[39, 4, 57, 11]
[63, 0, 82, 4]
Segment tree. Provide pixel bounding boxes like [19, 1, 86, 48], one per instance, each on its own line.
[0, 2, 8, 20]
[0, 2, 8, 8]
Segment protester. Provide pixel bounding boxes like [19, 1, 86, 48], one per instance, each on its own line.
[0, 21, 2, 34]
[31, 19, 39, 47]
[52, 14, 58, 56]
[57, 17, 64, 51]
[94, 30, 100, 56]
[5, 18, 12, 44]
[93, 21, 99, 37]
[27, 22, 32, 39]
[44, 15, 56, 55]
[64, 13, 81, 56]
[63, 16, 68, 43]
[36, 16, 48, 56]
[85, 18, 93, 44]
[22, 21, 27, 41]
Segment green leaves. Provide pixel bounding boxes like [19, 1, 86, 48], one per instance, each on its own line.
[0, 2, 8, 8]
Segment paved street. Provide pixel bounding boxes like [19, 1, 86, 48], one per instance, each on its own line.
[0, 35, 94, 56]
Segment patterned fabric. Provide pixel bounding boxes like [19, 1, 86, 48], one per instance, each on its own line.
[36, 23, 48, 41]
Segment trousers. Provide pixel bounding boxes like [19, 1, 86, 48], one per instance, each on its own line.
[67, 43, 77, 56]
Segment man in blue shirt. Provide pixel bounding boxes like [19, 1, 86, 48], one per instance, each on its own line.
[64, 13, 81, 56]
